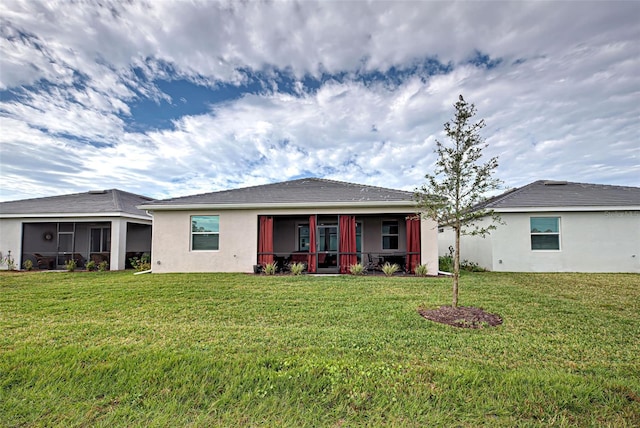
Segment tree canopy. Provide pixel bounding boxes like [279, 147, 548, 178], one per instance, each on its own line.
[415, 95, 502, 307]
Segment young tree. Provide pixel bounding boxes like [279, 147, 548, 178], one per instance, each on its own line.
[415, 95, 502, 307]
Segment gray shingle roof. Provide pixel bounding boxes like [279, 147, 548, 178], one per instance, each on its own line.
[141, 178, 414, 208]
[0, 189, 153, 217]
[483, 180, 640, 210]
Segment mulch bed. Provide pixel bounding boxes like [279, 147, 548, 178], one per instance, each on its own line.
[418, 306, 503, 329]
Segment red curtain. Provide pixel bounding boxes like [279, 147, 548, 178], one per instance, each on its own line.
[307, 215, 317, 273]
[339, 215, 357, 274]
[406, 216, 421, 273]
[258, 216, 274, 266]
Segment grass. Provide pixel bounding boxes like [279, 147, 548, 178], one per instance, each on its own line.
[1, 271, 639, 427]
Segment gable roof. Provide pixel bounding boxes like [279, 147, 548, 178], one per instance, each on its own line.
[0, 189, 153, 219]
[140, 178, 415, 210]
[482, 180, 640, 211]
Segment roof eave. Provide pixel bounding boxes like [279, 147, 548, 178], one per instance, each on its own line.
[0, 212, 152, 221]
[139, 200, 416, 211]
[492, 205, 640, 213]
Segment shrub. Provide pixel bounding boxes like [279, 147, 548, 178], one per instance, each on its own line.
[65, 259, 76, 272]
[85, 260, 97, 271]
[438, 256, 485, 273]
[349, 263, 366, 275]
[98, 261, 109, 272]
[381, 262, 399, 276]
[22, 259, 34, 271]
[414, 264, 428, 277]
[439, 255, 453, 273]
[130, 253, 151, 272]
[1, 253, 17, 271]
[460, 259, 487, 272]
[263, 261, 277, 275]
[289, 262, 305, 275]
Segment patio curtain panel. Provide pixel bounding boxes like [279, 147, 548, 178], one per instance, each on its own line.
[258, 215, 274, 266]
[308, 215, 317, 273]
[406, 216, 421, 273]
[339, 215, 357, 274]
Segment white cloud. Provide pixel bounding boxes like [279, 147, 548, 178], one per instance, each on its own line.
[0, 0, 638, 202]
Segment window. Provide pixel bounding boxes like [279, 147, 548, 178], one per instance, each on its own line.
[298, 224, 310, 251]
[382, 220, 399, 250]
[530, 217, 560, 250]
[191, 215, 219, 250]
[90, 227, 111, 252]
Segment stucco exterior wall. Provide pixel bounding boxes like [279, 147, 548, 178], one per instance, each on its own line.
[437, 221, 494, 271]
[442, 210, 640, 273]
[151, 209, 257, 273]
[491, 211, 639, 273]
[150, 207, 438, 274]
[0, 218, 22, 269]
[420, 217, 439, 275]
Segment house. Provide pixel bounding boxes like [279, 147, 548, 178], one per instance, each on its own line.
[139, 178, 438, 274]
[0, 189, 153, 270]
[438, 180, 640, 273]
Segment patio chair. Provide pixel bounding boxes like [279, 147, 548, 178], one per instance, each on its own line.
[365, 253, 382, 272]
[34, 253, 55, 270]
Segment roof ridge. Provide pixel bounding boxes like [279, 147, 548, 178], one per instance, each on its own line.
[567, 181, 640, 191]
[0, 188, 152, 205]
[156, 180, 286, 202]
[154, 177, 412, 203]
[479, 179, 640, 210]
[110, 189, 122, 211]
[483, 181, 541, 208]
[110, 188, 154, 202]
[534, 179, 640, 190]
[310, 177, 413, 195]
[0, 190, 90, 205]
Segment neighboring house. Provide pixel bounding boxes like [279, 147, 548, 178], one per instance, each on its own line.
[438, 180, 640, 273]
[139, 178, 438, 274]
[0, 189, 153, 270]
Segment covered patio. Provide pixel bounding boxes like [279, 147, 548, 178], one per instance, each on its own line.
[21, 221, 151, 270]
[256, 214, 421, 274]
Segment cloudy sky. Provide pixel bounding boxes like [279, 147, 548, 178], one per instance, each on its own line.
[1, 0, 638, 202]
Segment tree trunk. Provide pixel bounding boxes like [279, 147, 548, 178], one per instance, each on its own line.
[453, 225, 460, 308]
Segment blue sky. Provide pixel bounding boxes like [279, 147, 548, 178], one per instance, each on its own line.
[1, 0, 638, 202]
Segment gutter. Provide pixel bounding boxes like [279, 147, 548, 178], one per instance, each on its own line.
[138, 200, 417, 211]
[491, 206, 640, 213]
[0, 212, 152, 220]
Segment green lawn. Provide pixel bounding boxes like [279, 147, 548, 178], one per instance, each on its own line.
[1, 271, 639, 427]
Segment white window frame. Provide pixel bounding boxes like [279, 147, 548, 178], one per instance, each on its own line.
[530, 216, 561, 251]
[191, 215, 220, 251]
